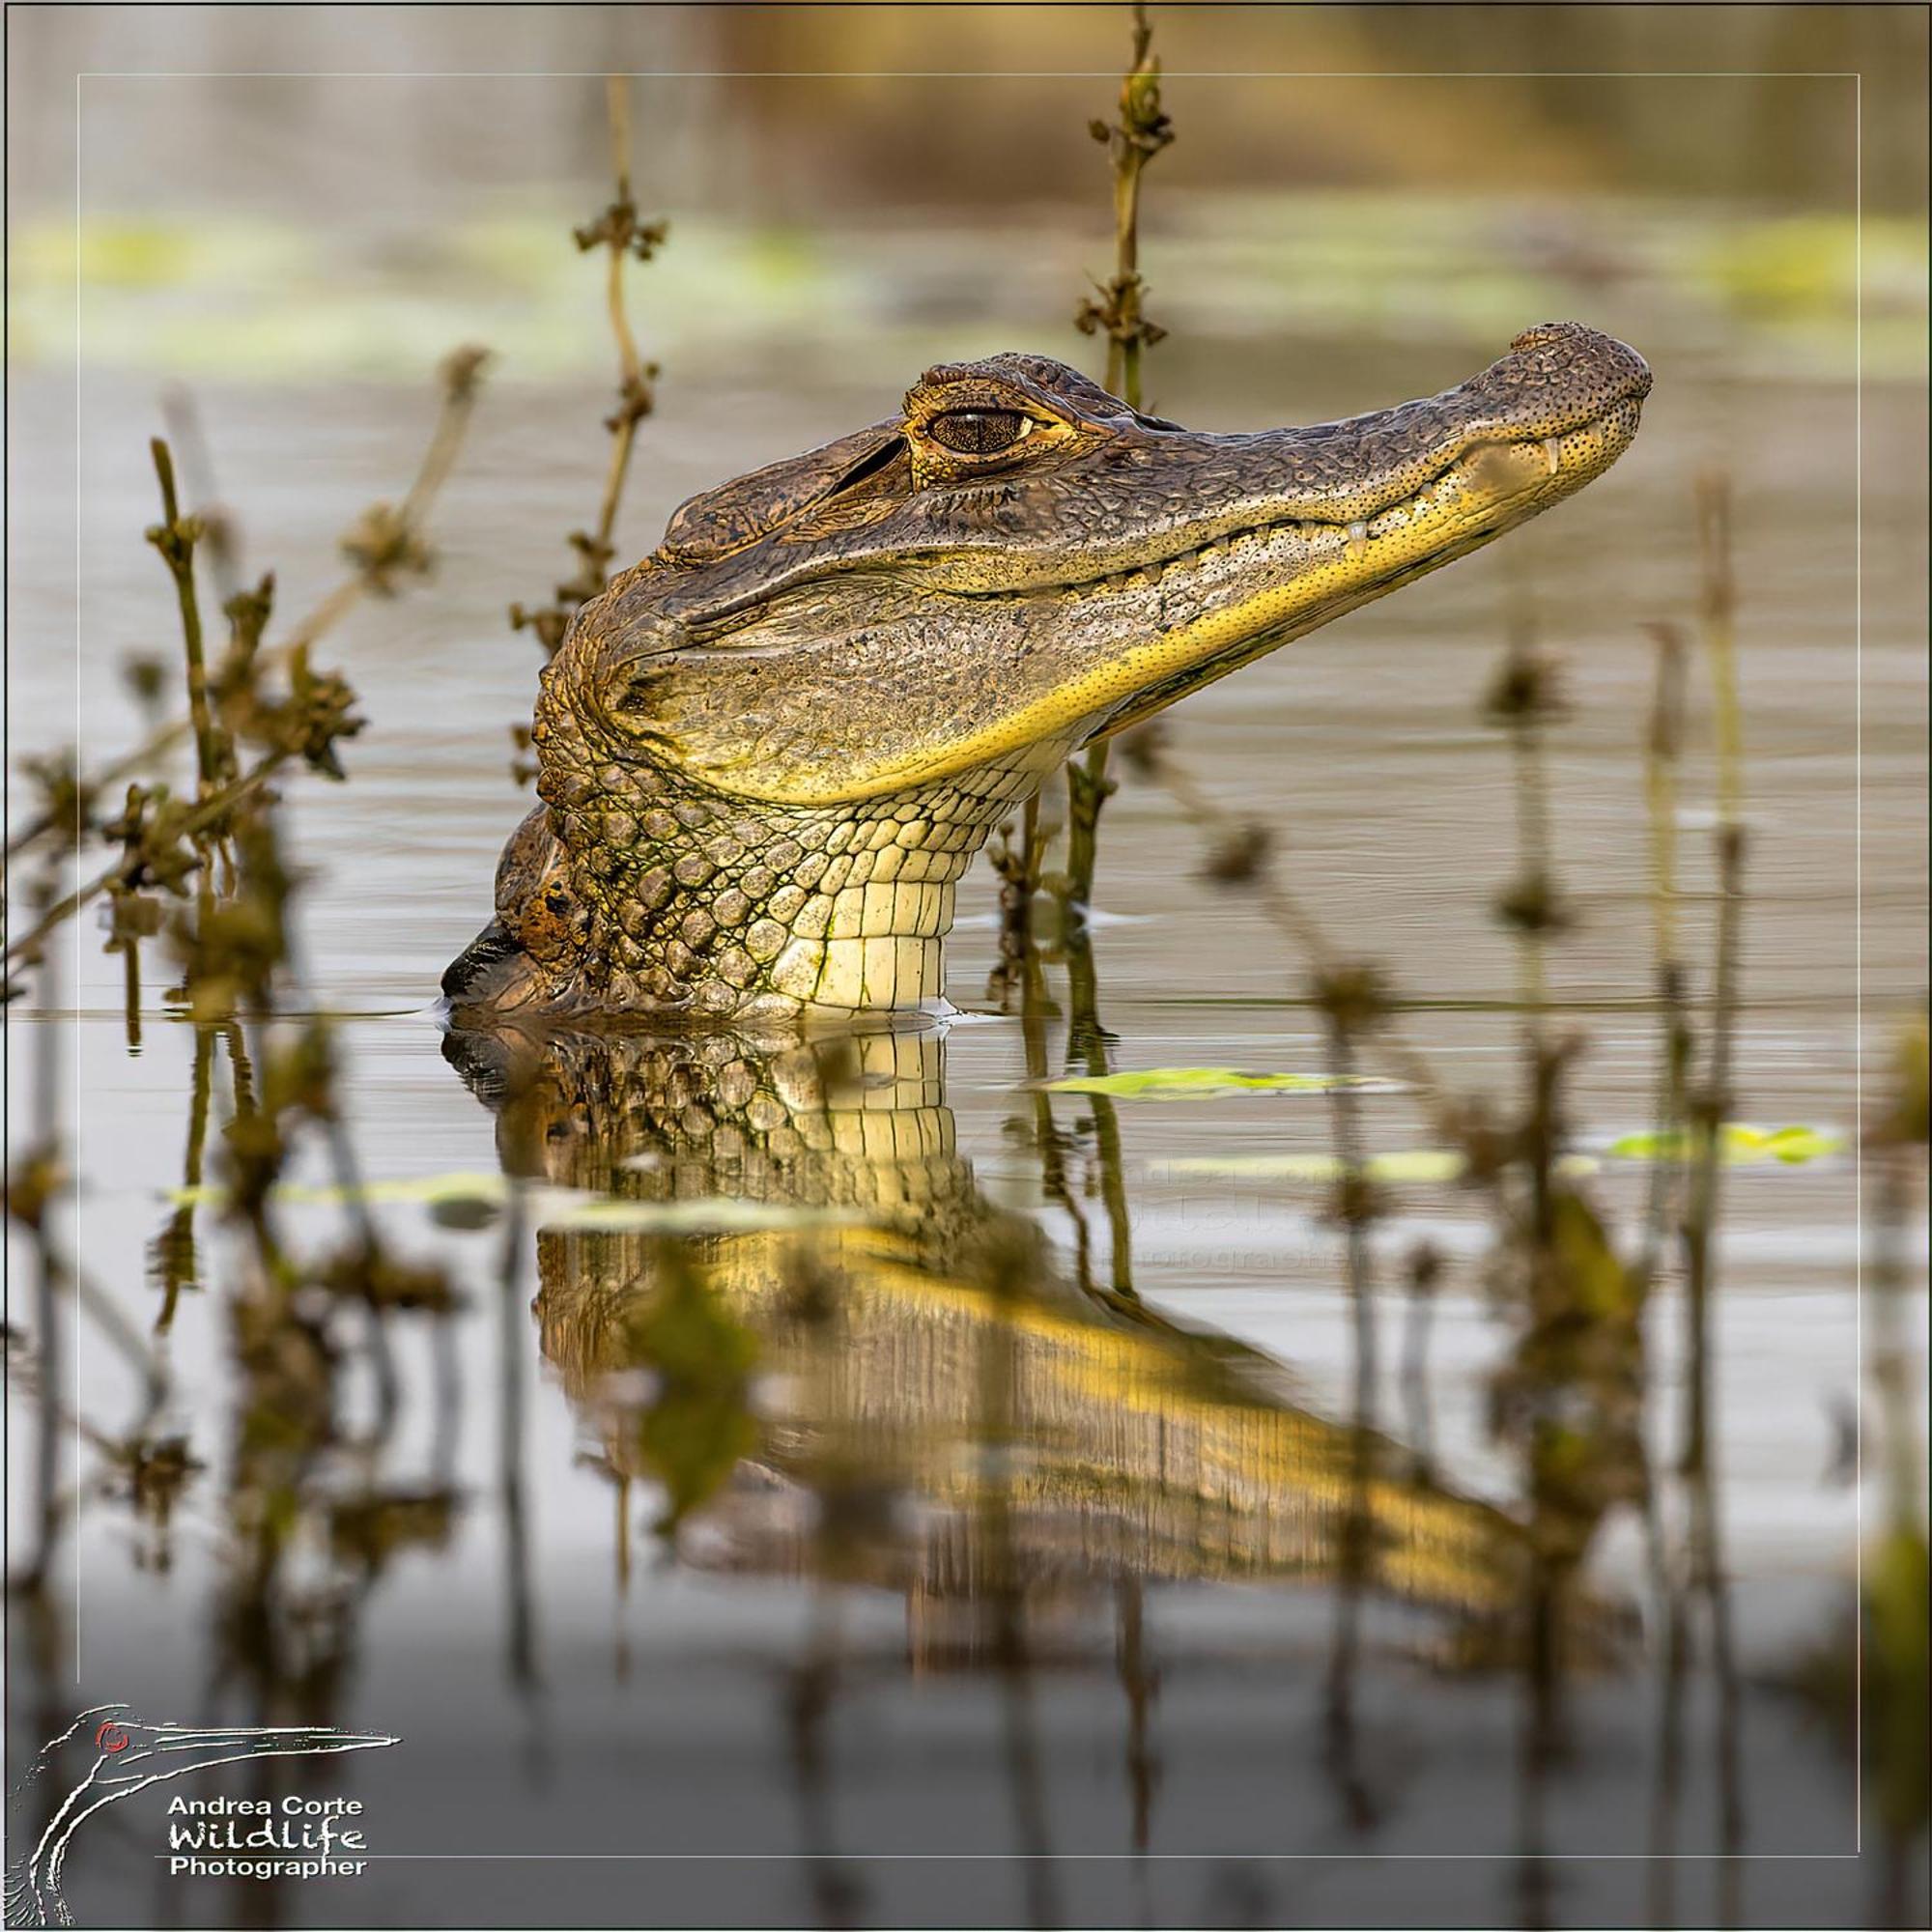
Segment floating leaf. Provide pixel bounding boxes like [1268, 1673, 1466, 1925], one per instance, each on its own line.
[1603, 1123, 1845, 1167]
[165, 1171, 508, 1211]
[546, 1197, 862, 1235]
[1153, 1150, 1599, 1183]
[1041, 1065, 1397, 1101]
[165, 1171, 863, 1234]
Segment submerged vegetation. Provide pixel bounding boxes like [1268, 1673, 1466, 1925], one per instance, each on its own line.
[3, 17, 1924, 1928]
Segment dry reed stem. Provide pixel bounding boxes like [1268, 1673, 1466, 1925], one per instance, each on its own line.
[508, 75, 664, 662]
[1063, 2, 1174, 919]
[6, 356, 487, 863]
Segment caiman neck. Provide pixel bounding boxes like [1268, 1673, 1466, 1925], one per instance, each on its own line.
[457, 713, 1061, 1023]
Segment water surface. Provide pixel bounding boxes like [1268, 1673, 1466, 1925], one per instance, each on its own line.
[7, 191, 1926, 1929]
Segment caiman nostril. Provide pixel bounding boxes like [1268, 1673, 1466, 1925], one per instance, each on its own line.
[1507, 320, 1652, 401]
[1509, 321, 1592, 354]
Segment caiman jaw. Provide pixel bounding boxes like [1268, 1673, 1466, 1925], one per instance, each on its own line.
[931, 395, 1646, 760]
[447, 322, 1649, 1024]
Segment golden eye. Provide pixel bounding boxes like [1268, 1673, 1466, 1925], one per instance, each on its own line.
[925, 409, 1034, 456]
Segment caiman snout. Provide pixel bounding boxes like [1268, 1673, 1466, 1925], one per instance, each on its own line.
[1502, 320, 1652, 407]
[448, 322, 1651, 1023]
[1192, 318, 1651, 531]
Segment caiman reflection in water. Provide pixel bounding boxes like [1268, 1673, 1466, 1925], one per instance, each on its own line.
[445, 1022, 1620, 1671]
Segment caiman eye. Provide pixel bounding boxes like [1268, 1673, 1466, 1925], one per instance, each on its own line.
[925, 409, 1034, 456]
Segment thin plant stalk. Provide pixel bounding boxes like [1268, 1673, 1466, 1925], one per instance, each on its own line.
[6, 355, 485, 863]
[1064, 3, 1173, 919]
[988, 790, 1054, 1010]
[147, 440, 223, 796]
[1638, 621, 1691, 1293]
[153, 1025, 216, 1334]
[1681, 470, 1748, 1916]
[1639, 619, 1693, 1918]
[974, 1241, 1062, 1928]
[1018, 946, 1099, 1303]
[592, 74, 649, 578]
[498, 1172, 540, 1693]
[17, 884, 65, 1595]
[4, 759, 282, 969]
[1862, 1023, 1929, 1927]
[509, 75, 666, 660]
[1321, 1012, 1379, 1833]
[1063, 933, 1136, 1301]
[1115, 1577, 1159, 1853]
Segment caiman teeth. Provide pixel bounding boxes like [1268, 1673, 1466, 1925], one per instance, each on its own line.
[1346, 520, 1369, 560]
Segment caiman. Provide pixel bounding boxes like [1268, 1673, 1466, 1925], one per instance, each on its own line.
[446, 323, 1648, 1022]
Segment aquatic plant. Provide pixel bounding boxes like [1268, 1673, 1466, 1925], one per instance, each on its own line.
[507, 75, 668, 671]
[3, 348, 488, 983]
[1063, 0, 1175, 921]
[990, 0, 1174, 986]
[1044, 1065, 1391, 1099]
[3, 345, 487, 1756]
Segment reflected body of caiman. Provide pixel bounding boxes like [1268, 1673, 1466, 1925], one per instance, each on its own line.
[447, 1024, 1627, 1663]
[446, 325, 1649, 1022]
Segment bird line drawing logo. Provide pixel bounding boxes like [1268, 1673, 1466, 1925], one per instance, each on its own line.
[4, 1704, 396, 1927]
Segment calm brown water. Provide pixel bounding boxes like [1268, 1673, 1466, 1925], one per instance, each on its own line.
[6, 182, 1927, 1930]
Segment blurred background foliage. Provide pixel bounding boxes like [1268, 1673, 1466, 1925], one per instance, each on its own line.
[8, 3, 1925, 386]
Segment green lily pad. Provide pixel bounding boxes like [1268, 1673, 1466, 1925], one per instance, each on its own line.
[544, 1197, 861, 1235]
[166, 1171, 508, 1210]
[1603, 1123, 1845, 1166]
[1040, 1066, 1398, 1101]
[1153, 1150, 1599, 1183]
[166, 1172, 861, 1234]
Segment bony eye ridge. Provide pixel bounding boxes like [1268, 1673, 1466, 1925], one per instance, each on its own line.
[926, 409, 1034, 455]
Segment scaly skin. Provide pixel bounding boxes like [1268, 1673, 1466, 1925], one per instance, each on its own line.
[447, 323, 1649, 1022]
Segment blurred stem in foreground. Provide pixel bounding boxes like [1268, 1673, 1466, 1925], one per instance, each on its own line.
[1636, 477, 1749, 1534]
[1640, 616, 1693, 1921]
[1864, 1019, 1930, 1929]
[1679, 470, 1748, 1917]
[7, 873, 67, 1597]
[1638, 621, 1692, 1295]
[1063, 932, 1137, 1302]
[146, 439, 225, 800]
[1695, 471, 1745, 827]
[1681, 473, 1747, 1491]
[972, 1229, 1062, 1927]
[509, 73, 667, 668]
[1485, 602, 1573, 1037]
[150, 1025, 216, 1334]
[1320, 995, 1383, 1833]
[1775, 1017, 1930, 1929]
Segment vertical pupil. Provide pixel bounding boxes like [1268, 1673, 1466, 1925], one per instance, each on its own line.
[933, 410, 1022, 454]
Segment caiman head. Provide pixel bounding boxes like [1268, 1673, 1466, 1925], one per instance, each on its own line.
[446, 321, 1649, 1023]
